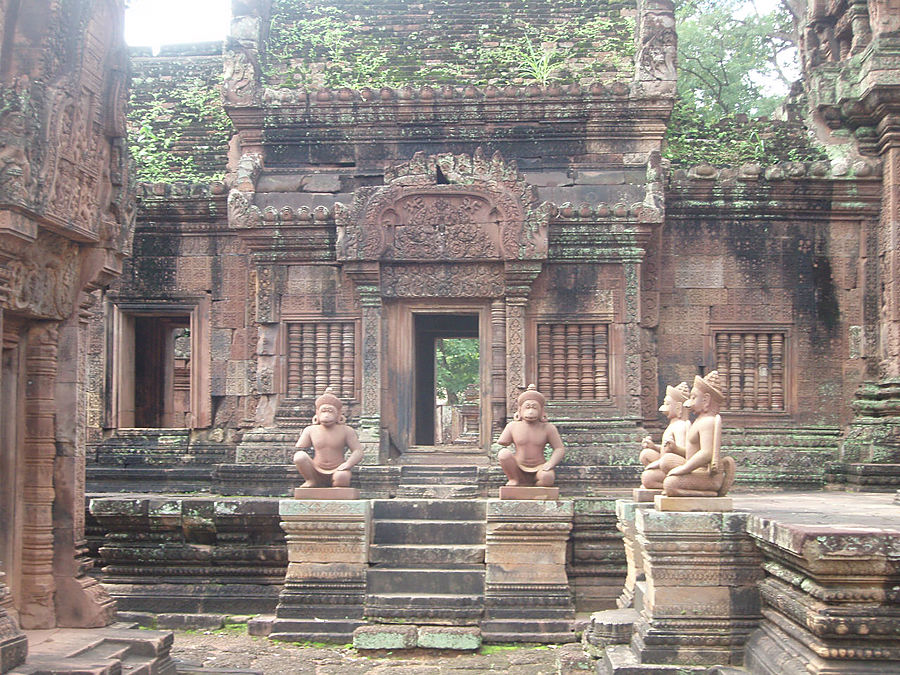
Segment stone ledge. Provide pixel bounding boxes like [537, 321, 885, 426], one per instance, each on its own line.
[654, 495, 733, 512]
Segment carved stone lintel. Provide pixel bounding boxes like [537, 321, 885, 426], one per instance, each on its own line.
[336, 150, 549, 264]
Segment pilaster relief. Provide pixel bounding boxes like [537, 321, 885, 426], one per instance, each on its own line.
[3, 233, 79, 321]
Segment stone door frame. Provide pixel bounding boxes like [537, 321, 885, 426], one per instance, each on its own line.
[383, 298, 494, 457]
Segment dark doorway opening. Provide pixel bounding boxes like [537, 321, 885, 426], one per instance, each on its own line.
[133, 315, 191, 427]
[413, 314, 479, 446]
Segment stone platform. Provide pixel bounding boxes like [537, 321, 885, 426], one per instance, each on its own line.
[586, 491, 900, 674]
[9, 625, 176, 674]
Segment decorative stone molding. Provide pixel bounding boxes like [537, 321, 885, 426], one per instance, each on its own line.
[482, 499, 574, 643]
[744, 516, 900, 674]
[632, 508, 765, 666]
[336, 149, 550, 263]
[271, 499, 370, 642]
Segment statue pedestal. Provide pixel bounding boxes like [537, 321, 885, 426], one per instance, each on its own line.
[293, 487, 359, 499]
[498, 485, 559, 500]
[632, 488, 661, 502]
[632, 508, 763, 666]
[615, 499, 653, 609]
[271, 499, 370, 642]
[481, 499, 574, 642]
[654, 495, 733, 512]
[0, 574, 26, 674]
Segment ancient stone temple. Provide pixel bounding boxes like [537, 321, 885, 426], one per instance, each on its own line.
[88, 0, 886, 492]
[2, 0, 900, 671]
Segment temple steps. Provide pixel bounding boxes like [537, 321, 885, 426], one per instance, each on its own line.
[395, 464, 482, 498]
[369, 544, 485, 565]
[366, 498, 486, 625]
[9, 626, 176, 675]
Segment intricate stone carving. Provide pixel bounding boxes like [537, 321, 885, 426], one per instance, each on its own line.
[4, 233, 79, 320]
[336, 149, 550, 263]
[636, 1, 677, 82]
[381, 263, 504, 298]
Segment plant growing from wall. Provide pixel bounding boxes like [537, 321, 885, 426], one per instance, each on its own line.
[263, 1, 636, 89]
[128, 74, 233, 182]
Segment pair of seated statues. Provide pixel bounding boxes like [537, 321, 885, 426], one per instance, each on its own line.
[291, 384, 564, 489]
[293, 373, 735, 498]
[640, 370, 736, 497]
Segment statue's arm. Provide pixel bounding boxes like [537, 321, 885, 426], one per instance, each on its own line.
[641, 435, 661, 451]
[338, 427, 364, 471]
[543, 423, 565, 470]
[295, 426, 313, 449]
[668, 422, 714, 475]
[497, 423, 514, 447]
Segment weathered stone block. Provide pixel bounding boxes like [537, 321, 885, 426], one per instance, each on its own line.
[352, 624, 417, 650]
[416, 625, 481, 650]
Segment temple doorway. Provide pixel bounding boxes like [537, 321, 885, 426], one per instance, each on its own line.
[383, 301, 493, 461]
[0, 325, 24, 611]
[414, 314, 479, 446]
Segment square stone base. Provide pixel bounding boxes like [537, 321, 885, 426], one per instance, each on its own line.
[499, 486, 559, 500]
[632, 488, 662, 502]
[654, 495, 732, 512]
[293, 487, 359, 499]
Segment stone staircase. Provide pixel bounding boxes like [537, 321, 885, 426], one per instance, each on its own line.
[396, 465, 481, 498]
[366, 499, 486, 625]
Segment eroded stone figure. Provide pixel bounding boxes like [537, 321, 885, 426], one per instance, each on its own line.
[497, 384, 565, 487]
[662, 371, 736, 497]
[639, 381, 691, 490]
[293, 389, 363, 488]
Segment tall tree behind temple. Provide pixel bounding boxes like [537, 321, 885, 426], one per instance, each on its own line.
[675, 0, 797, 120]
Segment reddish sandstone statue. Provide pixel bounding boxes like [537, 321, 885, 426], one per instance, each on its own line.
[662, 371, 736, 497]
[293, 389, 363, 488]
[639, 381, 691, 490]
[497, 384, 565, 487]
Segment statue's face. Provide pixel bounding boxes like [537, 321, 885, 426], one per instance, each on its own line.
[520, 399, 542, 421]
[317, 403, 339, 425]
[659, 394, 673, 416]
[685, 387, 708, 414]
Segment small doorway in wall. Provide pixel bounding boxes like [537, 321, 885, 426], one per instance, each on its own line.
[110, 301, 210, 430]
[414, 314, 479, 446]
[132, 316, 191, 427]
[0, 323, 24, 613]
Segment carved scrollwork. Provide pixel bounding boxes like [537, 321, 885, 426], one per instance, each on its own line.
[381, 263, 505, 298]
[336, 149, 549, 263]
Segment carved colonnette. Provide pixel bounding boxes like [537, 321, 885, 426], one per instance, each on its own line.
[271, 499, 370, 642]
[481, 499, 574, 643]
[631, 508, 764, 666]
[744, 517, 900, 674]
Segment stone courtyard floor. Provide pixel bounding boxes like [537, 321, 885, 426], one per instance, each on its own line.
[170, 630, 583, 674]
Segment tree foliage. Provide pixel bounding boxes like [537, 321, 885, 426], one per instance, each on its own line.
[675, 0, 796, 121]
[435, 338, 479, 405]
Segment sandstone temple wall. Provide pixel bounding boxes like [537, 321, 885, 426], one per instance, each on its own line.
[0, 0, 132, 636]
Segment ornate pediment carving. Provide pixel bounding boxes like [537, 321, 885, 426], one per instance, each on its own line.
[336, 149, 550, 263]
